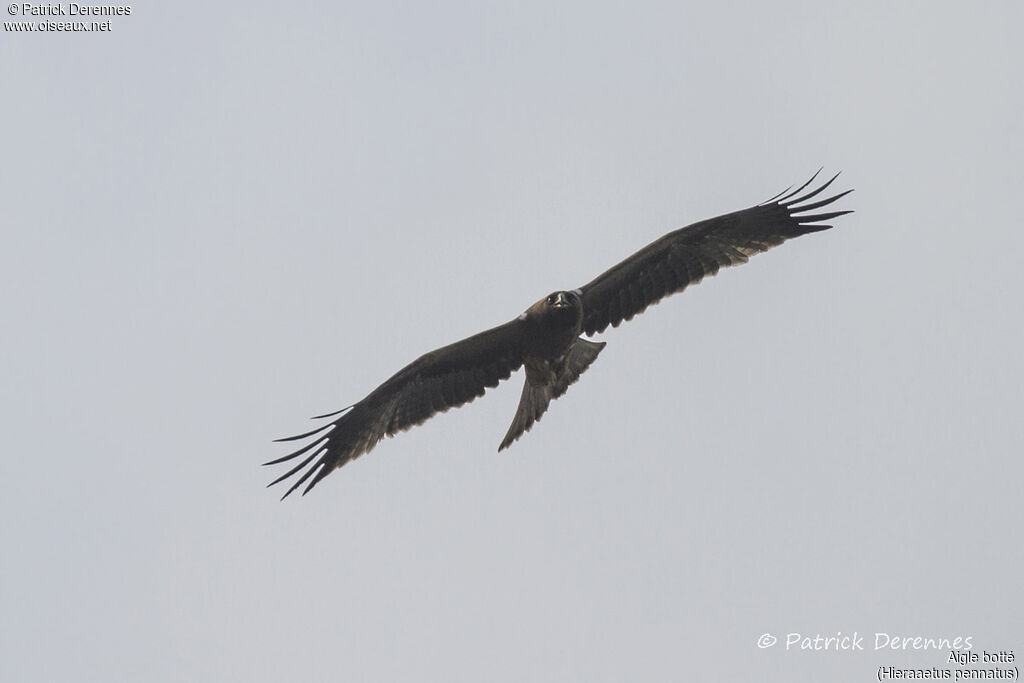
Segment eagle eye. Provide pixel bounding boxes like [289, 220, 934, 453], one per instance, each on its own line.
[546, 294, 557, 304]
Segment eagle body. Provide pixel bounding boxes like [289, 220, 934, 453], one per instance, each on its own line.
[520, 290, 584, 360]
[504, 290, 606, 451]
[265, 172, 853, 499]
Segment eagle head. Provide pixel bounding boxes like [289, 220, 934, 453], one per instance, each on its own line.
[544, 289, 582, 311]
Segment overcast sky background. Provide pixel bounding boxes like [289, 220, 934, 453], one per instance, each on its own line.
[3, 2, 1022, 681]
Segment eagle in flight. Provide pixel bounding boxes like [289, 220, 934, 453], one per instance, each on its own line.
[265, 171, 852, 499]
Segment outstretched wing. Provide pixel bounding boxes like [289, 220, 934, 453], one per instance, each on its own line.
[264, 319, 526, 499]
[577, 171, 853, 336]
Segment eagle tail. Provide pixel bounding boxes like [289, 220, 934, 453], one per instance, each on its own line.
[498, 338, 606, 451]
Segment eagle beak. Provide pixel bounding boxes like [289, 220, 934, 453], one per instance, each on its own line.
[553, 292, 570, 308]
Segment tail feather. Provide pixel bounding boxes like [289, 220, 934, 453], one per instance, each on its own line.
[499, 380, 553, 451]
[498, 338, 605, 451]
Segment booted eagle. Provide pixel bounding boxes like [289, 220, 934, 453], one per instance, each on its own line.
[265, 171, 852, 498]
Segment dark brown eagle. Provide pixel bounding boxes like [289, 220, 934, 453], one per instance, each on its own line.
[265, 171, 852, 498]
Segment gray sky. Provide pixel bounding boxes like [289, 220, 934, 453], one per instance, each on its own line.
[3, 2, 1022, 681]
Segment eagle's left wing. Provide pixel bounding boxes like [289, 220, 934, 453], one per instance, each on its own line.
[577, 171, 852, 336]
[264, 319, 526, 499]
